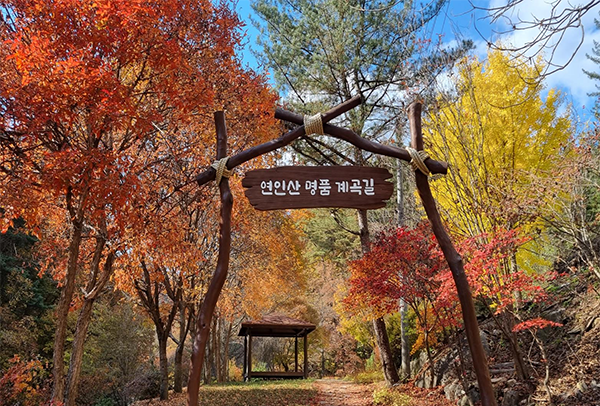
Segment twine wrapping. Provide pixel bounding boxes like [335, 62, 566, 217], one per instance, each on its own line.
[406, 147, 431, 176]
[304, 113, 325, 135]
[211, 157, 231, 185]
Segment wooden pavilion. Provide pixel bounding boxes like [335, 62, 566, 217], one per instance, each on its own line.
[238, 315, 316, 380]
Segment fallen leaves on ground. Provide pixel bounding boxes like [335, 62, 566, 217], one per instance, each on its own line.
[135, 380, 317, 406]
[311, 379, 375, 406]
[134, 379, 455, 406]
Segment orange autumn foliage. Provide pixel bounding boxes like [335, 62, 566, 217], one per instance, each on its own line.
[231, 189, 309, 318]
[0, 0, 278, 403]
[0, 356, 51, 406]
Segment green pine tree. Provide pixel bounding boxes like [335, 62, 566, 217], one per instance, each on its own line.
[252, 0, 471, 385]
[0, 218, 59, 368]
[583, 16, 600, 118]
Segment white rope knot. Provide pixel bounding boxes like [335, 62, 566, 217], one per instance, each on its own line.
[211, 157, 231, 185]
[406, 147, 431, 176]
[304, 113, 324, 135]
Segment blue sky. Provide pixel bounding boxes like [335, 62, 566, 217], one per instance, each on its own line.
[234, 1, 600, 123]
[235, 2, 264, 71]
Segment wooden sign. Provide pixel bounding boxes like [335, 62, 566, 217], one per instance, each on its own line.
[242, 166, 393, 210]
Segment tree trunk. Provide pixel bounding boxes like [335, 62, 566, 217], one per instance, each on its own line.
[508, 332, 529, 381]
[174, 343, 184, 393]
[397, 160, 411, 380]
[173, 301, 187, 393]
[373, 317, 401, 385]
[223, 320, 233, 381]
[52, 220, 84, 403]
[504, 313, 529, 381]
[400, 298, 410, 379]
[64, 298, 95, 406]
[204, 330, 212, 384]
[357, 207, 400, 386]
[215, 317, 222, 383]
[158, 333, 169, 400]
[424, 330, 435, 388]
[507, 257, 529, 382]
[134, 264, 179, 401]
[357, 208, 370, 253]
[64, 243, 113, 406]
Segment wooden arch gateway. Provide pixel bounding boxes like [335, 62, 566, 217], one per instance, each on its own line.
[239, 315, 316, 380]
[187, 97, 498, 406]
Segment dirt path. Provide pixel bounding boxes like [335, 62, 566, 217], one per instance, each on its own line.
[311, 379, 375, 406]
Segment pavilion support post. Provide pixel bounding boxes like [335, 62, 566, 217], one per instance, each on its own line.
[294, 336, 298, 372]
[187, 112, 233, 406]
[243, 335, 248, 381]
[303, 334, 308, 379]
[408, 102, 497, 406]
[248, 333, 253, 381]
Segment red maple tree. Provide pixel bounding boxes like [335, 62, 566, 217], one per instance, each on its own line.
[343, 223, 460, 385]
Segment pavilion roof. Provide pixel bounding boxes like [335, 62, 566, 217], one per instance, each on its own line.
[238, 314, 316, 337]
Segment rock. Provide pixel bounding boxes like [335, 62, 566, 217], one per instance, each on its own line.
[585, 316, 598, 332]
[490, 366, 515, 375]
[467, 387, 480, 405]
[444, 382, 461, 401]
[542, 306, 567, 324]
[412, 351, 444, 388]
[459, 394, 471, 406]
[414, 375, 425, 388]
[507, 379, 517, 386]
[455, 386, 480, 406]
[479, 329, 490, 354]
[440, 372, 455, 386]
[502, 389, 521, 406]
[409, 352, 426, 379]
[559, 391, 570, 401]
[493, 362, 515, 368]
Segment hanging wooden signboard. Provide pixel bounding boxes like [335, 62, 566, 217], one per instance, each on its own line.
[242, 166, 393, 210]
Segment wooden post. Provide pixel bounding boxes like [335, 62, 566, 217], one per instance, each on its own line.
[408, 102, 497, 406]
[243, 335, 248, 381]
[294, 336, 298, 372]
[188, 112, 234, 406]
[303, 334, 308, 379]
[248, 333, 253, 380]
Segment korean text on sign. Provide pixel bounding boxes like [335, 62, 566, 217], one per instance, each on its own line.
[260, 178, 375, 196]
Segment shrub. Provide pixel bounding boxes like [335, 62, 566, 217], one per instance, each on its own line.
[373, 387, 412, 406]
[0, 355, 51, 406]
[228, 359, 243, 382]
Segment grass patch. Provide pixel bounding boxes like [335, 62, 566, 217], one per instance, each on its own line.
[346, 370, 384, 384]
[372, 387, 412, 406]
[196, 379, 317, 406]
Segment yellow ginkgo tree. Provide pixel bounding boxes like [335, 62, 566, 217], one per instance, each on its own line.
[425, 49, 573, 255]
[424, 49, 574, 381]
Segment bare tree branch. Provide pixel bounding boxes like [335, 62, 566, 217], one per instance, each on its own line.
[473, 0, 600, 78]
